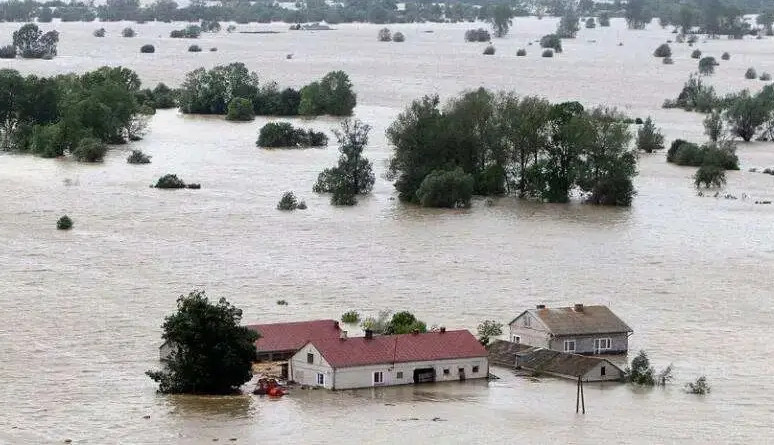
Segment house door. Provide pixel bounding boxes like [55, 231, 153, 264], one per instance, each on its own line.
[458, 368, 466, 381]
[413, 368, 436, 384]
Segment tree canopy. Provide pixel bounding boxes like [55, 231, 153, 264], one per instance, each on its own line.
[146, 290, 259, 394]
[313, 119, 374, 205]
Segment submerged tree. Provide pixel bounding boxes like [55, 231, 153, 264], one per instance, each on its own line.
[313, 119, 375, 206]
[488, 4, 513, 38]
[146, 290, 259, 394]
[477, 320, 503, 346]
[384, 311, 427, 335]
[636, 117, 665, 153]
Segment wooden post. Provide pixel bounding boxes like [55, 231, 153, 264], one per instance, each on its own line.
[576, 376, 580, 413]
[580, 377, 586, 414]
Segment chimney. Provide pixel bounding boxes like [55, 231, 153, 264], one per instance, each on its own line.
[364, 329, 373, 340]
[574, 303, 584, 312]
[339, 330, 347, 340]
[536, 304, 546, 310]
[439, 326, 446, 333]
[334, 321, 339, 329]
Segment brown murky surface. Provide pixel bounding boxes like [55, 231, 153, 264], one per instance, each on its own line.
[1, 18, 773, 444]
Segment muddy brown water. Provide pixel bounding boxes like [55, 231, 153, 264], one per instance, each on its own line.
[1, 17, 773, 444]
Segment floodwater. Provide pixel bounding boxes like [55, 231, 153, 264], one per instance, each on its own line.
[1, 17, 774, 444]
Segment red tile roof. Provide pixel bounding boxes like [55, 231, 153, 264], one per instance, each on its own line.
[246, 319, 341, 353]
[307, 330, 487, 368]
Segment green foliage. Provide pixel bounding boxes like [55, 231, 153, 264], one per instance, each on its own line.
[477, 320, 503, 346]
[685, 376, 710, 394]
[540, 34, 562, 53]
[276, 191, 299, 210]
[257, 122, 327, 148]
[599, 13, 610, 27]
[155, 174, 186, 189]
[170, 25, 201, 38]
[200, 20, 221, 32]
[13, 23, 58, 58]
[585, 17, 596, 28]
[663, 74, 720, 113]
[378, 27, 391, 41]
[663, 57, 674, 65]
[392, 32, 405, 42]
[188, 44, 202, 52]
[745, 67, 757, 79]
[127, 149, 151, 164]
[636, 117, 665, 153]
[464, 28, 490, 42]
[56, 215, 73, 230]
[341, 311, 360, 323]
[694, 164, 726, 188]
[145, 290, 259, 394]
[488, 4, 513, 38]
[37, 6, 53, 22]
[761, 72, 772, 81]
[416, 168, 474, 208]
[557, 8, 580, 38]
[140, 44, 154, 53]
[516, 48, 526, 56]
[385, 311, 427, 335]
[624, 350, 655, 385]
[313, 119, 374, 206]
[0, 45, 15, 59]
[542, 49, 554, 58]
[653, 43, 672, 58]
[721, 52, 730, 60]
[71, 137, 107, 162]
[667, 139, 739, 169]
[122, 27, 135, 38]
[698, 57, 717, 75]
[151, 83, 177, 109]
[483, 45, 495, 55]
[225, 97, 255, 122]
[299, 71, 357, 116]
[725, 90, 772, 142]
[691, 49, 702, 59]
[93, 28, 106, 37]
[360, 310, 391, 334]
[704, 112, 724, 142]
[625, 0, 652, 29]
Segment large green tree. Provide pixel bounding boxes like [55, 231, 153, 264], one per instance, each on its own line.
[313, 119, 374, 205]
[146, 290, 259, 394]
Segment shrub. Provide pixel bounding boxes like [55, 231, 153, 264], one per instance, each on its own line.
[585, 17, 596, 28]
[599, 13, 610, 27]
[760, 72, 772, 81]
[277, 191, 299, 210]
[225, 97, 255, 121]
[687, 35, 698, 44]
[516, 48, 526, 56]
[378, 27, 391, 42]
[122, 27, 135, 38]
[465, 28, 490, 42]
[703, 112, 724, 142]
[698, 57, 717, 75]
[636, 117, 665, 153]
[416, 168, 474, 208]
[188, 44, 201, 52]
[392, 32, 405, 42]
[685, 376, 710, 394]
[587, 175, 636, 206]
[93, 28, 105, 37]
[341, 311, 360, 323]
[276, 299, 288, 305]
[200, 20, 221, 32]
[654, 43, 672, 58]
[209, 47, 217, 52]
[667, 140, 739, 169]
[483, 45, 495, 55]
[140, 44, 155, 53]
[127, 149, 151, 164]
[663, 57, 674, 65]
[694, 165, 726, 188]
[155, 174, 186, 189]
[170, 25, 201, 39]
[624, 350, 655, 385]
[745, 67, 757, 79]
[721, 52, 730, 60]
[540, 33, 562, 52]
[57, 215, 73, 230]
[691, 49, 702, 59]
[71, 137, 107, 162]
[542, 49, 554, 58]
[0, 45, 15, 58]
[151, 83, 177, 108]
[257, 122, 327, 148]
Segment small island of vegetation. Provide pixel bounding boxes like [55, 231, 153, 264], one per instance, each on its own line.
[257, 122, 327, 148]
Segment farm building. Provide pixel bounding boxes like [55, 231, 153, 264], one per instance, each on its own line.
[246, 319, 343, 362]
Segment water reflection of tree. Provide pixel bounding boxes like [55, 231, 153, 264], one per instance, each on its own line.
[164, 394, 255, 419]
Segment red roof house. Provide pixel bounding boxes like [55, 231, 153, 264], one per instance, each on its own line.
[246, 319, 342, 361]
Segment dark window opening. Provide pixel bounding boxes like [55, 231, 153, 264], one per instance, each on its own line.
[443, 369, 450, 375]
[307, 353, 314, 364]
[472, 366, 479, 373]
[396, 371, 403, 379]
[601, 366, 606, 376]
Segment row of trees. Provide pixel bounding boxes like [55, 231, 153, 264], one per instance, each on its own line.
[178, 63, 356, 118]
[386, 89, 639, 208]
[628, 0, 755, 38]
[0, 66, 152, 160]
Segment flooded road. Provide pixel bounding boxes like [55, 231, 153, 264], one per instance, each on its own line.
[1, 18, 773, 444]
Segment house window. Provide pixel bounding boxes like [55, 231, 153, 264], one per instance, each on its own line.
[564, 340, 576, 353]
[443, 369, 450, 375]
[396, 371, 403, 379]
[512, 335, 521, 343]
[601, 366, 606, 376]
[316, 373, 324, 385]
[307, 353, 314, 364]
[523, 315, 531, 327]
[472, 366, 480, 373]
[373, 371, 384, 384]
[594, 338, 612, 351]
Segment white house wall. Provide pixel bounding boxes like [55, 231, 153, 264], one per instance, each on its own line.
[289, 344, 334, 389]
[331, 357, 489, 390]
[509, 313, 551, 348]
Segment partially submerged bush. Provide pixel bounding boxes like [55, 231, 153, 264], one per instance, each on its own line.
[691, 49, 702, 59]
[93, 28, 105, 37]
[636, 117, 665, 153]
[760, 72, 772, 81]
[170, 25, 201, 39]
[624, 350, 672, 386]
[341, 310, 360, 323]
[257, 122, 327, 148]
[653, 43, 672, 58]
[684, 376, 710, 394]
[225, 97, 254, 122]
[127, 149, 151, 164]
[57, 215, 73, 230]
[392, 32, 405, 42]
[155, 174, 186, 189]
[71, 137, 107, 162]
[745, 67, 757, 79]
[465, 28, 490, 42]
[0, 45, 15, 59]
[698, 56, 717, 75]
[540, 33, 562, 52]
[416, 168, 474, 208]
[122, 27, 135, 38]
[585, 17, 596, 28]
[663, 57, 674, 65]
[188, 44, 202, 52]
[721, 52, 730, 60]
[667, 139, 739, 169]
[277, 191, 299, 210]
[694, 165, 726, 188]
[140, 44, 155, 53]
[516, 48, 526, 56]
[483, 45, 495, 55]
[599, 13, 610, 27]
[541, 49, 554, 58]
[378, 27, 391, 42]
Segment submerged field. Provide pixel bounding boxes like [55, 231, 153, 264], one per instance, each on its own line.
[0, 17, 773, 444]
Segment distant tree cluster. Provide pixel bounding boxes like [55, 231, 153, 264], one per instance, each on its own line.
[170, 25, 201, 39]
[648, 0, 756, 38]
[1, 23, 58, 59]
[257, 122, 327, 148]
[386, 89, 639, 207]
[0, 66, 153, 161]
[465, 28, 491, 42]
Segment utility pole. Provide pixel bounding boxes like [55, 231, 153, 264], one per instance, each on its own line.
[576, 376, 586, 414]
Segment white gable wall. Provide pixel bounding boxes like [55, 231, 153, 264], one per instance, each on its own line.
[509, 311, 551, 348]
[289, 343, 334, 389]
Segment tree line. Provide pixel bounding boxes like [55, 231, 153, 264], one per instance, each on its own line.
[386, 89, 639, 208]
